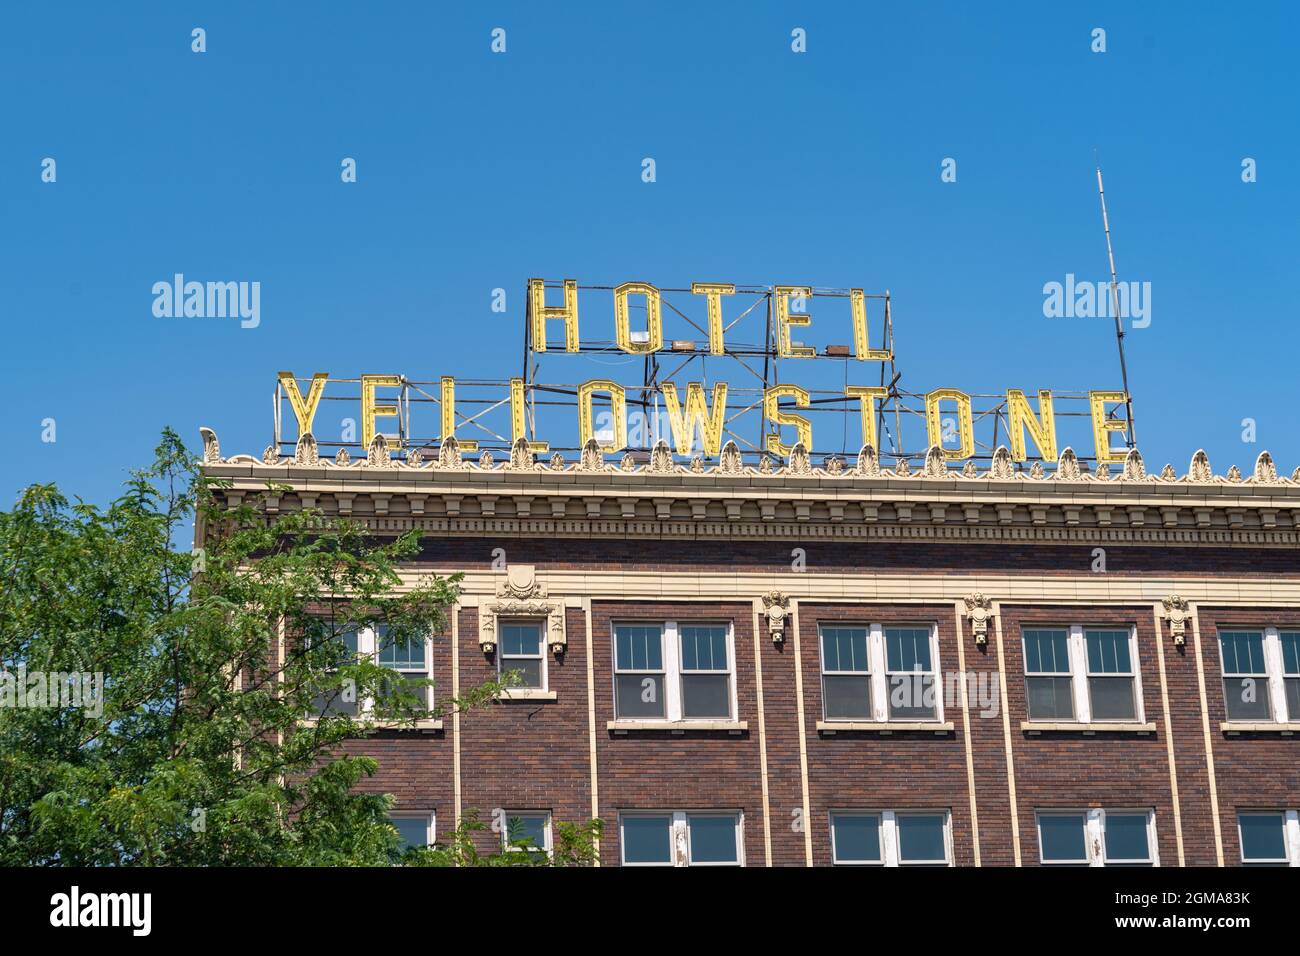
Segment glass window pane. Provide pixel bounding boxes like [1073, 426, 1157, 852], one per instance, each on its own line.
[887, 674, 937, 719]
[1220, 632, 1266, 675]
[1281, 633, 1300, 675]
[1286, 678, 1300, 722]
[622, 815, 672, 864]
[1089, 677, 1136, 720]
[1024, 630, 1069, 674]
[1027, 676, 1074, 720]
[501, 624, 541, 657]
[687, 815, 738, 864]
[681, 626, 727, 672]
[1238, 813, 1287, 862]
[824, 675, 871, 719]
[392, 816, 428, 849]
[886, 628, 931, 672]
[822, 628, 868, 672]
[506, 814, 548, 849]
[831, 813, 881, 863]
[615, 674, 665, 718]
[897, 814, 947, 863]
[1039, 814, 1087, 863]
[502, 657, 543, 688]
[1104, 814, 1150, 862]
[1086, 630, 1131, 673]
[1223, 677, 1272, 720]
[681, 674, 731, 718]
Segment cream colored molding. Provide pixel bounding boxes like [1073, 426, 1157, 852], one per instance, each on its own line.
[1188, 603, 1225, 866]
[760, 591, 791, 644]
[1220, 722, 1299, 735]
[1151, 606, 1186, 867]
[606, 719, 748, 734]
[953, 600, 982, 867]
[962, 593, 994, 646]
[1161, 595, 1191, 646]
[1020, 721, 1156, 734]
[477, 565, 566, 655]
[582, 597, 600, 864]
[298, 717, 443, 733]
[816, 720, 954, 734]
[750, 600, 774, 867]
[790, 599, 814, 867]
[201, 433, 1300, 550]
[992, 603, 1022, 866]
[500, 688, 558, 701]
[451, 601, 462, 828]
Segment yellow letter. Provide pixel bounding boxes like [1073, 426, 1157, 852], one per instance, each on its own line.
[278, 371, 328, 436]
[510, 378, 549, 454]
[845, 385, 888, 450]
[1006, 389, 1057, 462]
[578, 379, 627, 453]
[925, 388, 975, 460]
[660, 382, 728, 456]
[528, 278, 579, 352]
[774, 286, 816, 357]
[360, 374, 401, 449]
[440, 376, 478, 452]
[850, 289, 891, 360]
[691, 282, 735, 355]
[764, 385, 812, 456]
[1089, 391, 1129, 464]
[613, 282, 663, 354]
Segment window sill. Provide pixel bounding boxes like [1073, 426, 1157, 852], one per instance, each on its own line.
[1021, 721, 1156, 735]
[500, 688, 558, 702]
[299, 717, 444, 733]
[606, 720, 747, 735]
[816, 720, 954, 735]
[1220, 721, 1299, 735]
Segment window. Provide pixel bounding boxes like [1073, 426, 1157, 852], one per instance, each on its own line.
[613, 622, 735, 722]
[390, 813, 434, 850]
[310, 627, 361, 716]
[1219, 628, 1300, 722]
[1036, 809, 1156, 866]
[375, 624, 432, 710]
[499, 621, 546, 689]
[503, 811, 551, 856]
[830, 810, 951, 866]
[1021, 625, 1142, 723]
[1237, 811, 1300, 866]
[818, 623, 942, 723]
[619, 812, 742, 867]
[308, 624, 433, 719]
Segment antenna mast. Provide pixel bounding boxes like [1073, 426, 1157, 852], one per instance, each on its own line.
[1095, 162, 1137, 448]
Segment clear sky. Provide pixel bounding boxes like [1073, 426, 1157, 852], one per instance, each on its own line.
[3, 1, 1298, 504]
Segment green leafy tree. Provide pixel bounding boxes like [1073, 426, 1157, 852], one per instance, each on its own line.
[0, 429, 598, 866]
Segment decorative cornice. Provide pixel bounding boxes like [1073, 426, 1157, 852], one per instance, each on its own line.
[198, 429, 1300, 548]
[202, 431, 1298, 487]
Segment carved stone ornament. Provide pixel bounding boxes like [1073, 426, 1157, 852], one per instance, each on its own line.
[1161, 595, 1190, 647]
[478, 564, 566, 656]
[761, 591, 791, 644]
[963, 593, 994, 646]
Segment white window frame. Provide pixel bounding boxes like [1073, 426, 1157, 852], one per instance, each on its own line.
[497, 618, 548, 691]
[367, 624, 434, 713]
[501, 810, 552, 856]
[818, 623, 944, 724]
[389, 811, 435, 849]
[1237, 809, 1300, 866]
[1022, 625, 1144, 723]
[1035, 808, 1158, 866]
[830, 809, 953, 866]
[612, 621, 737, 723]
[618, 810, 744, 867]
[1218, 627, 1297, 723]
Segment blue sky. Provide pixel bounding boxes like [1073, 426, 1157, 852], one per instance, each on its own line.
[3, 1, 1298, 504]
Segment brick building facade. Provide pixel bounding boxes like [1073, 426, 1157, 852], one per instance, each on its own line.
[200, 429, 1300, 867]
